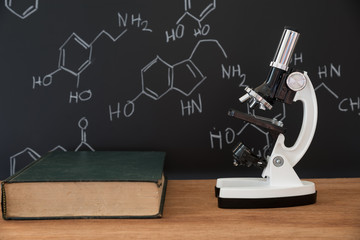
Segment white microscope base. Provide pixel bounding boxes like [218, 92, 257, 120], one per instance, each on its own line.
[215, 178, 316, 208]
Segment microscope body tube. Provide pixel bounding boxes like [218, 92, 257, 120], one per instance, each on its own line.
[271, 28, 300, 71]
[254, 28, 300, 104]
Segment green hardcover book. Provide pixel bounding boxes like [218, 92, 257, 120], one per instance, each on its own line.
[1, 151, 167, 220]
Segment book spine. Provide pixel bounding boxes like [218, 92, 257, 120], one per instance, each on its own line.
[1, 152, 52, 219]
[157, 177, 167, 218]
[1, 182, 7, 219]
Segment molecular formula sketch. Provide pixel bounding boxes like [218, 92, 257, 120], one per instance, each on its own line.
[33, 29, 128, 89]
[165, 0, 216, 42]
[5, 0, 39, 19]
[109, 39, 228, 120]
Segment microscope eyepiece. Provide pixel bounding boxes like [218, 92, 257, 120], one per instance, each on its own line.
[270, 28, 300, 71]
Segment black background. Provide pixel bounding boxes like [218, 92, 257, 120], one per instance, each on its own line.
[0, 0, 359, 180]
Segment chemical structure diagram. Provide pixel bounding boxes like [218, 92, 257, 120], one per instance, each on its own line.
[30, 8, 229, 118]
[109, 39, 228, 119]
[314, 63, 340, 99]
[32, 11, 153, 100]
[313, 63, 359, 116]
[165, 0, 216, 42]
[5, 0, 39, 19]
[180, 0, 216, 26]
[33, 29, 128, 91]
[9, 117, 94, 176]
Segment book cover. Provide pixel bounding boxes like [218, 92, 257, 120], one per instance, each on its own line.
[1, 151, 166, 220]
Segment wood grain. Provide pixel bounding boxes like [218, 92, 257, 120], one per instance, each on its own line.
[1, 178, 359, 240]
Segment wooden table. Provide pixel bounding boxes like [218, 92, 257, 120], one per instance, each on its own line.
[1, 178, 359, 239]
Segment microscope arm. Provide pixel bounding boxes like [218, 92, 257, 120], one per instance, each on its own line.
[262, 72, 318, 183]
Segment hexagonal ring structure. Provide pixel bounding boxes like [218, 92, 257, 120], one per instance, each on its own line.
[5, 0, 39, 19]
[141, 56, 173, 100]
[58, 33, 92, 78]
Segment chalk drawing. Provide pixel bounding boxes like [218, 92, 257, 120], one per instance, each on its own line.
[34, 29, 128, 90]
[9, 117, 95, 175]
[166, 0, 216, 42]
[75, 117, 95, 151]
[9, 147, 40, 176]
[109, 39, 228, 120]
[5, 0, 38, 19]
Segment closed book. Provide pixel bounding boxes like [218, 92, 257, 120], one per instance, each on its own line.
[1, 151, 167, 220]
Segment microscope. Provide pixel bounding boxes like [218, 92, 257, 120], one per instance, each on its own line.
[216, 27, 318, 208]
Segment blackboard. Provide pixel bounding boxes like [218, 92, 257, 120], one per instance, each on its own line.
[1, 0, 359, 180]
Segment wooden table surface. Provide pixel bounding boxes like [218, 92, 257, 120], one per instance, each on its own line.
[1, 178, 359, 240]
